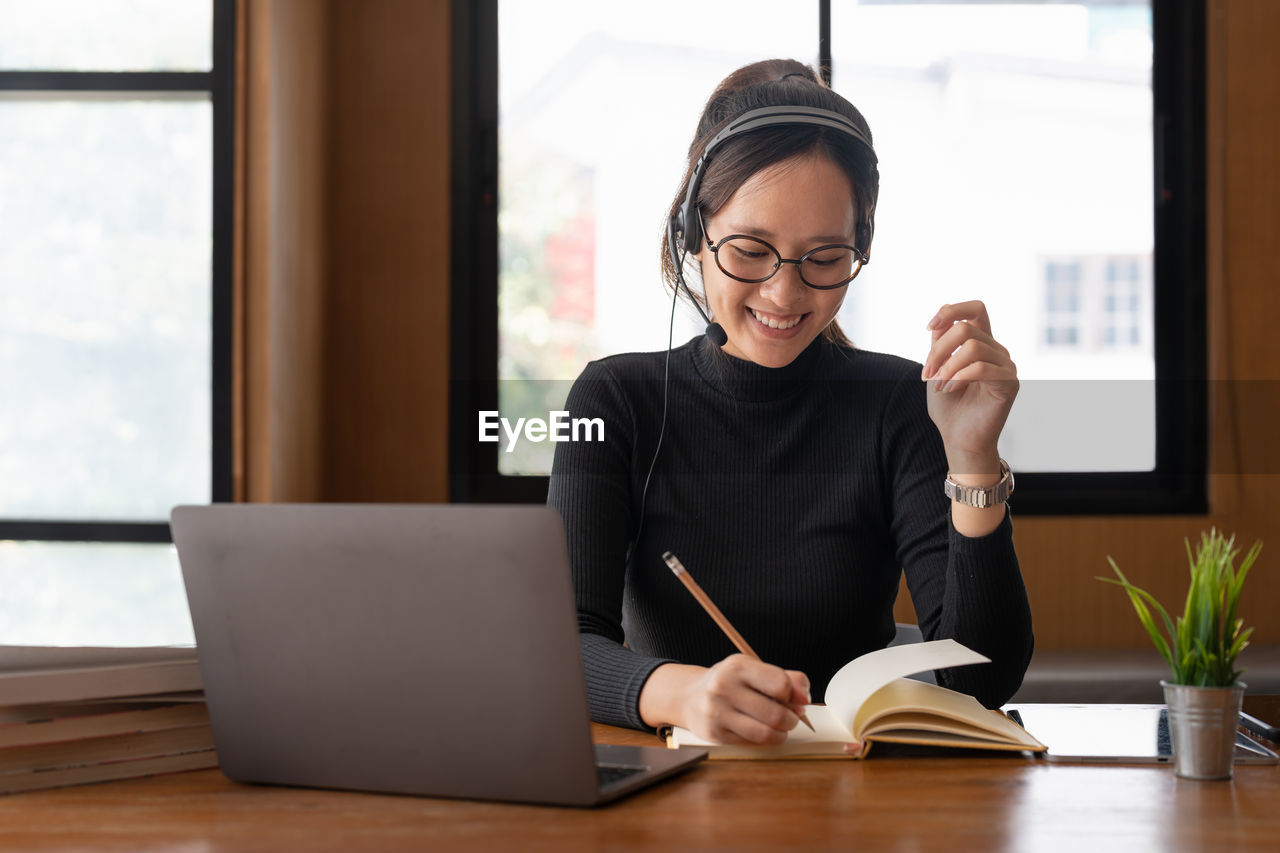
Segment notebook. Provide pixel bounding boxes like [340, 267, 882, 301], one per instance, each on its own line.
[170, 504, 706, 806]
[1003, 703, 1279, 764]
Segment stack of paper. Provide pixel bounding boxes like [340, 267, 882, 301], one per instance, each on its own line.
[0, 646, 216, 794]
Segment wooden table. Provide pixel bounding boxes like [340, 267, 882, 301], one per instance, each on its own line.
[2, 723, 1277, 851]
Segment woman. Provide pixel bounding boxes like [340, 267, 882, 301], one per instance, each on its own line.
[548, 59, 1032, 748]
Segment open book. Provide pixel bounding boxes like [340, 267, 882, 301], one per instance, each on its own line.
[667, 640, 1046, 758]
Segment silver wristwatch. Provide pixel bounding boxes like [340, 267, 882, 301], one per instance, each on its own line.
[944, 459, 1014, 508]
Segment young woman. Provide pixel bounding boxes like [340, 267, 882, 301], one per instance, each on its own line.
[548, 59, 1032, 748]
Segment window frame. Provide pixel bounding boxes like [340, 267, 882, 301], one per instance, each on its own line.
[0, 0, 236, 543]
[450, 0, 1207, 515]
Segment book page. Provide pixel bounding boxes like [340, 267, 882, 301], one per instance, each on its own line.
[852, 678, 1043, 748]
[672, 704, 854, 752]
[859, 728, 1038, 752]
[824, 640, 990, 727]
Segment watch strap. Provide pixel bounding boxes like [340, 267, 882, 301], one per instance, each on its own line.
[944, 459, 1014, 508]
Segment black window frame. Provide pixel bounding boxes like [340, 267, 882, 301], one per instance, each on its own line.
[0, 0, 236, 543]
[450, 0, 1207, 515]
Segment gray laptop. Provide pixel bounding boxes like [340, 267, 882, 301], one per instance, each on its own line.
[170, 504, 706, 806]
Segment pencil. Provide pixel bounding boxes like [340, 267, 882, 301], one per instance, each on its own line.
[662, 551, 815, 733]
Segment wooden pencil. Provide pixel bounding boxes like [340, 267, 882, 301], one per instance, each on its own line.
[662, 551, 815, 732]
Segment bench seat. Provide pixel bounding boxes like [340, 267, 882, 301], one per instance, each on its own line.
[1010, 643, 1280, 703]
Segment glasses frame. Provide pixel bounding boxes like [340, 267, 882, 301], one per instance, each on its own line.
[699, 210, 868, 291]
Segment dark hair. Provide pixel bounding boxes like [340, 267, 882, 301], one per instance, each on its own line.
[660, 59, 877, 349]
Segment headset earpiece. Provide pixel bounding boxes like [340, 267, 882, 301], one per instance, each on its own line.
[666, 212, 726, 347]
[677, 156, 708, 254]
[681, 206, 701, 254]
[672, 205, 699, 256]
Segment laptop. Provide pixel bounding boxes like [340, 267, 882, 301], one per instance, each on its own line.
[170, 503, 706, 807]
[1003, 703, 1279, 764]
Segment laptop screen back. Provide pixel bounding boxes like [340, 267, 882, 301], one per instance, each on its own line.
[172, 504, 603, 804]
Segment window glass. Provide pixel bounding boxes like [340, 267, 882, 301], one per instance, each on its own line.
[0, 100, 212, 519]
[0, 0, 211, 71]
[830, 1, 1155, 473]
[498, 0, 818, 474]
[497, 1, 1156, 477]
[0, 542, 193, 645]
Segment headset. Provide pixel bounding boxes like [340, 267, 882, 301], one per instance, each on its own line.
[627, 102, 882, 572]
[667, 104, 881, 347]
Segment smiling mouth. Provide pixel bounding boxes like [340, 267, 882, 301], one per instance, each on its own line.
[750, 308, 806, 331]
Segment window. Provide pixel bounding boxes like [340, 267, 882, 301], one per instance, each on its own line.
[0, 0, 234, 643]
[452, 0, 1206, 513]
[1102, 257, 1147, 348]
[1039, 255, 1151, 351]
[1044, 261, 1084, 348]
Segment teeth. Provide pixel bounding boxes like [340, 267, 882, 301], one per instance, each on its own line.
[752, 309, 801, 330]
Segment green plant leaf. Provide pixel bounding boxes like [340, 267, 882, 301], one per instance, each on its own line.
[1098, 560, 1174, 670]
[1102, 560, 1178, 641]
[1102, 531, 1261, 687]
[1227, 540, 1262, 618]
[1227, 625, 1253, 663]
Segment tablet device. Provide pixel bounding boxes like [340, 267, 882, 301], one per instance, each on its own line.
[1002, 703, 1279, 764]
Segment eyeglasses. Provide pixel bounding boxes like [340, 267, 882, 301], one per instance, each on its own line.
[700, 211, 867, 290]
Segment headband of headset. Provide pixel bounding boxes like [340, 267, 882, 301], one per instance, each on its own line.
[675, 105, 880, 259]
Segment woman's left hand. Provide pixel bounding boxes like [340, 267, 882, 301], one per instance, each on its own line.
[921, 301, 1019, 478]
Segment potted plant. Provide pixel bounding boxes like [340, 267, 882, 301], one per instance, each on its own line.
[1100, 528, 1262, 780]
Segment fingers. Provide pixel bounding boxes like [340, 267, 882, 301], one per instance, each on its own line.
[942, 361, 1020, 402]
[925, 337, 1017, 390]
[709, 710, 794, 746]
[926, 300, 992, 338]
[728, 689, 801, 741]
[842, 741, 864, 756]
[693, 656, 808, 745]
[785, 670, 812, 709]
[922, 300, 1020, 467]
[921, 306, 1016, 389]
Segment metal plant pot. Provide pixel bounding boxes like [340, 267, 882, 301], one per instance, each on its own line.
[1162, 680, 1246, 780]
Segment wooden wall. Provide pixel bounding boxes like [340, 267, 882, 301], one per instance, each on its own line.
[322, 0, 451, 501]
[980, 0, 1280, 649]
[237, 0, 450, 503]
[239, 0, 1278, 648]
[239, 0, 329, 502]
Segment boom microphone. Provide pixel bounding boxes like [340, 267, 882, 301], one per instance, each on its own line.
[667, 215, 727, 347]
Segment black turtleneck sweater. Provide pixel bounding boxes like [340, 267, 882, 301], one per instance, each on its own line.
[548, 335, 1033, 730]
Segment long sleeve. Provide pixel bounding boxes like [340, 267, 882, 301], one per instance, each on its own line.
[548, 360, 673, 730]
[550, 337, 1033, 731]
[883, 372, 1034, 707]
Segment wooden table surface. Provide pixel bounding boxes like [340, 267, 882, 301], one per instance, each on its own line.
[1, 723, 1277, 852]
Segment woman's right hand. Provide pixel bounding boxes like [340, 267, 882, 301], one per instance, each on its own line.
[639, 655, 811, 744]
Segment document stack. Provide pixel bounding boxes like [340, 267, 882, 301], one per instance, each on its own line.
[0, 645, 215, 794]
